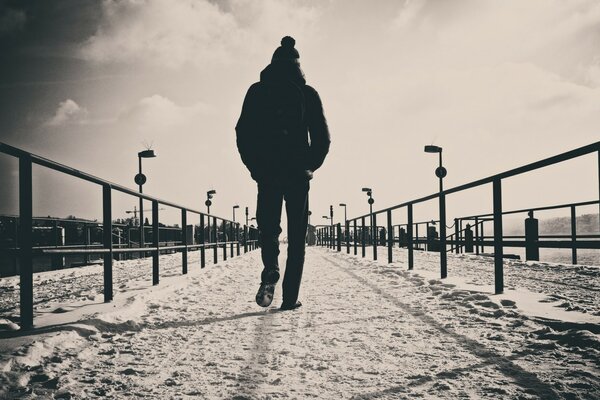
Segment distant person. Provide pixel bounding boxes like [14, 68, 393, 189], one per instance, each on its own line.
[236, 36, 331, 311]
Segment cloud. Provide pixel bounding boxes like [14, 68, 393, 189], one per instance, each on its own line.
[79, 0, 320, 68]
[119, 94, 212, 131]
[46, 99, 88, 126]
[0, 6, 26, 35]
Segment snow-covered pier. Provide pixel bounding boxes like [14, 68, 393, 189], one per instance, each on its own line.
[1, 247, 599, 399]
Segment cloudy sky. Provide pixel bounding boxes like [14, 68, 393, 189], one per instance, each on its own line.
[1, 0, 599, 229]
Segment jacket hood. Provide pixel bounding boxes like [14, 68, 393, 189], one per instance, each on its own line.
[260, 62, 306, 85]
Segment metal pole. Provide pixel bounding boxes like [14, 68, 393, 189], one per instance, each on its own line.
[181, 209, 188, 274]
[337, 223, 342, 252]
[103, 185, 113, 302]
[223, 221, 228, 261]
[571, 205, 577, 265]
[346, 220, 350, 254]
[19, 155, 34, 329]
[454, 218, 459, 254]
[361, 217, 366, 257]
[230, 220, 234, 258]
[200, 214, 206, 268]
[236, 223, 241, 256]
[493, 179, 504, 294]
[152, 200, 159, 285]
[373, 213, 378, 261]
[439, 151, 447, 279]
[387, 210, 393, 263]
[213, 217, 218, 264]
[139, 156, 144, 259]
[407, 204, 414, 270]
[353, 220, 357, 255]
[475, 216, 480, 255]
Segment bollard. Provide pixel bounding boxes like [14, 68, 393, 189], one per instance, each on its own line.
[464, 223, 474, 253]
[524, 210, 539, 261]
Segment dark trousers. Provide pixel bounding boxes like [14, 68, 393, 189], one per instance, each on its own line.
[256, 180, 309, 305]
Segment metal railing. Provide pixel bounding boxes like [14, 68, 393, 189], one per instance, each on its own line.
[0, 142, 259, 330]
[317, 141, 600, 295]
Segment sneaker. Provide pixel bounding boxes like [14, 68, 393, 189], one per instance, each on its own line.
[280, 301, 302, 311]
[255, 283, 276, 307]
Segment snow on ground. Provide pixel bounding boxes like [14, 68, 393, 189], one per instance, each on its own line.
[0, 246, 599, 399]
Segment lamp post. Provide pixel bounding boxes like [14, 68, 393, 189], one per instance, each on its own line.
[362, 188, 374, 245]
[245, 207, 249, 226]
[339, 203, 347, 222]
[135, 149, 156, 254]
[323, 215, 332, 248]
[232, 205, 239, 223]
[308, 210, 312, 225]
[206, 190, 216, 242]
[424, 145, 447, 278]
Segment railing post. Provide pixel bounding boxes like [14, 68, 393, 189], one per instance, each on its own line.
[223, 220, 228, 261]
[213, 217, 218, 264]
[493, 179, 504, 294]
[346, 220, 350, 254]
[440, 193, 447, 279]
[181, 209, 188, 274]
[407, 204, 414, 270]
[353, 220, 357, 255]
[200, 214, 206, 268]
[236, 223, 241, 256]
[454, 218, 460, 254]
[372, 213, 378, 261]
[474, 217, 480, 255]
[571, 205, 577, 265]
[361, 217, 366, 257]
[244, 224, 248, 253]
[336, 223, 341, 251]
[230, 221, 234, 258]
[387, 210, 393, 264]
[19, 155, 34, 329]
[102, 185, 113, 302]
[464, 224, 474, 253]
[152, 200, 159, 285]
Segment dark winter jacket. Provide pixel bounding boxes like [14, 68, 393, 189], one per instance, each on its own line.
[236, 62, 331, 184]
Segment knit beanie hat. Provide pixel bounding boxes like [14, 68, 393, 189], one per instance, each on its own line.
[271, 36, 299, 62]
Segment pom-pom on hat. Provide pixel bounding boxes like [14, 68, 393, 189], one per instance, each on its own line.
[271, 36, 300, 62]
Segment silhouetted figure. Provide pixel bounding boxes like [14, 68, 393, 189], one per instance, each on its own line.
[236, 36, 331, 311]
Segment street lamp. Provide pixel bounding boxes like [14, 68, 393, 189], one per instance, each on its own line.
[206, 190, 216, 214]
[362, 188, 374, 246]
[339, 203, 347, 222]
[232, 205, 239, 223]
[135, 149, 156, 253]
[424, 144, 447, 278]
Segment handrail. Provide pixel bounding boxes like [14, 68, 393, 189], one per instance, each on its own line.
[0, 142, 260, 330]
[318, 141, 600, 297]
[348, 141, 600, 221]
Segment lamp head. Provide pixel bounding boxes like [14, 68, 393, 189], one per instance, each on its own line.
[361, 188, 372, 192]
[339, 203, 346, 207]
[138, 149, 156, 158]
[233, 205, 239, 209]
[207, 189, 216, 196]
[424, 145, 442, 153]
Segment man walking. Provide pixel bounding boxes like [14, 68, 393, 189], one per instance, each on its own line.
[236, 36, 331, 310]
